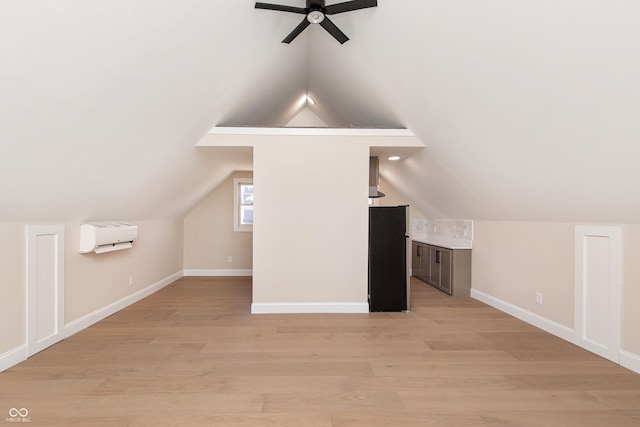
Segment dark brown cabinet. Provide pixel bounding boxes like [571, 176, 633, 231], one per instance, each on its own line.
[411, 241, 471, 296]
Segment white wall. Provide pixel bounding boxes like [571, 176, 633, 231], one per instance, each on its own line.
[378, 175, 426, 224]
[184, 171, 253, 273]
[309, 1, 640, 223]
[0, 224, 27, 355]
[472, 221, 574, 327]
[0, 219, 183, 368]
[622, 225, 640, 355]
[286, 106, 328, 127]
[472, 221, 640, 358]
[252, 137, 370, 312]
[65, 219, 184, 323]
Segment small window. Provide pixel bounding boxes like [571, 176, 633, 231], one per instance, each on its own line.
[234, 178, 253, 232]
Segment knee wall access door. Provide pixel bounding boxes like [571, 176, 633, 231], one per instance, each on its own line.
[26, 225, 65, 357]
[574, 226, 621, 363]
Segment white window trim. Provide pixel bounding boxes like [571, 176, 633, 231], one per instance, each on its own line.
[234, 178, 253, 232]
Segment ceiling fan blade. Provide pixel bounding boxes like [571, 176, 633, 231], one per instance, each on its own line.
[282, 18, 311, 44]
[255, 2, 307, 14]
[325, 0, 377, 15]
[319, 17, 349, 44]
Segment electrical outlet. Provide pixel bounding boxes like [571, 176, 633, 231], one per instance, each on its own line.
[536, 292, 542, 305]
[129, 275, 134, 286]
[227, 256, 233, 263]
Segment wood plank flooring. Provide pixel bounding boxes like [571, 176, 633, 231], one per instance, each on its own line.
[1, 276, 640, 426]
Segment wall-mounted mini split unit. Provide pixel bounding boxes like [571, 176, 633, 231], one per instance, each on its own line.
[79, 222, 138, 254]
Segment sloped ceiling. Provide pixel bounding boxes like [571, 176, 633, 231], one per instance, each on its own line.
[1, 1, 639, 223]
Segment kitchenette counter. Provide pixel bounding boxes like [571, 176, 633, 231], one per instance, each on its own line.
[411, 235, 473, 250]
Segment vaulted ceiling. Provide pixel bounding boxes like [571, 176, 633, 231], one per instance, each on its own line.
[1, 1, 639, 223]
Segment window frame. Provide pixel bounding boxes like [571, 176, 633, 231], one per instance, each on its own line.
[233, 178, 253, 232]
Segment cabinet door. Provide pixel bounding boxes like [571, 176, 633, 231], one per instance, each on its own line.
[411, 242, 421, 278]
[419, 244, 429, 282]
[428, 246, 440, 286]
[439, 249, 452, 295]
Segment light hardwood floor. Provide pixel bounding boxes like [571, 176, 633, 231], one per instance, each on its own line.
[1, 277, 640, 426]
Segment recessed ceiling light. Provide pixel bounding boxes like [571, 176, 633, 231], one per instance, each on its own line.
[306, 95, 316, 105]
[388, 156, 401, 161]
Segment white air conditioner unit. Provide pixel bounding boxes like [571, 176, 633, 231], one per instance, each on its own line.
[79, 222, 138, 254]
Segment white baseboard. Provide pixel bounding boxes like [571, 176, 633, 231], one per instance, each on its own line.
[472, 290, 640, 375]
[620, 350, 640, 375]
[0, 345, 28, 373]
[251, 302, 369, 314]
[1, 271, 182, 373]
[470, 289, 577, 345]
[64, 270, 183, 337]
[183, 269, 253, 277]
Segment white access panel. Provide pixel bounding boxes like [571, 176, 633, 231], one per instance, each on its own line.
[574, 226, 621, 363]
[27, 225, 65, 357]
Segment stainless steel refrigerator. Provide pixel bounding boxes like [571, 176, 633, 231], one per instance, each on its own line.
[368, 205, 410, 312]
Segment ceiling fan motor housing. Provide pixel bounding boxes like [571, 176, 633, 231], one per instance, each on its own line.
[307, 1, 325, 10]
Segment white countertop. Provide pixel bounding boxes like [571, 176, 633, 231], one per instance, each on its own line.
[411, 235, 473, 250]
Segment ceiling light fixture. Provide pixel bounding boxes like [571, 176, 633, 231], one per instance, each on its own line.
[307, 10, 325, 24]
[306, 95, 316, 105]
[388, 156, 401, 161]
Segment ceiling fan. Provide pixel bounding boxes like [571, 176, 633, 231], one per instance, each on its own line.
[255, 0, 378, 44]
